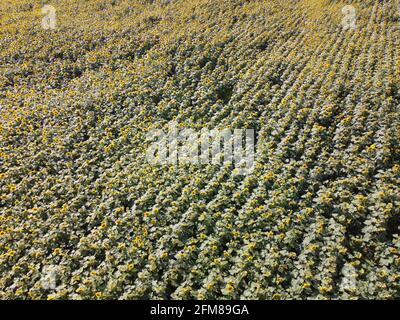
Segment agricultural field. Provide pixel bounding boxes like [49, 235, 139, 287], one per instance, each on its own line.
[0, 0, 399, 300]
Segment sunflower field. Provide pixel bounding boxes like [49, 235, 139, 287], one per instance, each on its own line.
[0, 0, 399, 300]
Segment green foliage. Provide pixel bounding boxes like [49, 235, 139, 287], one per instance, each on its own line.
[0, 0, 399, 299]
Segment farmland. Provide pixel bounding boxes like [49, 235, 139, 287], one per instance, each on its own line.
[0, 0, 399, 299]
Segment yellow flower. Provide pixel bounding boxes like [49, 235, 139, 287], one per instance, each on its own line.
[76, 287, 86, 294]
[319, 286, 332, 294]
[265, 231, 274, 238]
[368, 144, 376, 151]
[263, 171, 275, 182]
[15, 289, 23, 295]
[224, 283, 234, 294]
[354, 252, 362, 259]
[302, 282, 311, 289]
[6, 249, 16, 257]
